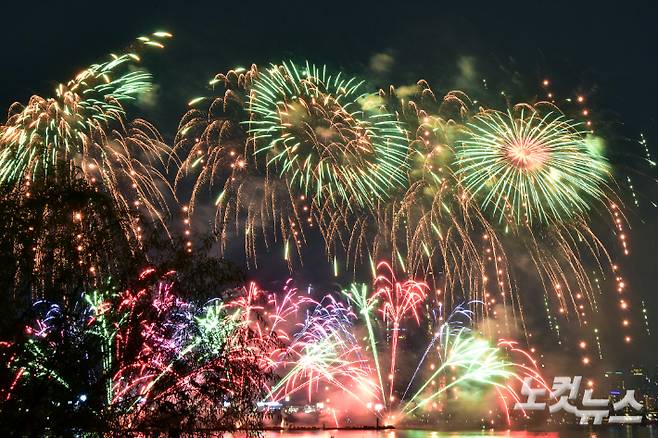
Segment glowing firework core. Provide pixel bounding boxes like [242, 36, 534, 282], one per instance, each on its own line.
[277, 90, 377, 173]
[503, 135, 550, 171]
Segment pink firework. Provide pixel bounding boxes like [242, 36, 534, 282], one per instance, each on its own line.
[373, 261, 428, 402]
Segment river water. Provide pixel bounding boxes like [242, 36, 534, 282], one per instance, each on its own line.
[262, 428, 658, 438]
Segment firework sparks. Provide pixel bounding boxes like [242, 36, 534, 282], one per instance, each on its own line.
[249, 61, 408, 208]
[0, 31, 174, 235]
[456, 106, 611, 226]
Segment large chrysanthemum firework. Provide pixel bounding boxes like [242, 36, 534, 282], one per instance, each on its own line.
[0, 31, 173, 224]
[456, 107, 610, 225]
[248, 61, 408, 208]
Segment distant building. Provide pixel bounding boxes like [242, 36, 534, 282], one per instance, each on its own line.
[629, 366, 648, 392]
[630, 365, 658, 419]
[604, 370, 625, 404]
[628, 365, 654, 416]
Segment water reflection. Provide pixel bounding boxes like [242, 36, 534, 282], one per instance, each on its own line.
[263, 426, 655, 438]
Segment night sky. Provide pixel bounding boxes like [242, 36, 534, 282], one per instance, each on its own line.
[2, 0, 658, 370]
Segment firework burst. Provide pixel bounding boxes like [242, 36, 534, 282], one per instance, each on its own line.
[2, 267, 546, 429]
[249, 60, 408, 208]
[0, 31, 174, 232]
[175, 63, 407, 266]
[173, 67, 630, 356]
[456, 105, 611, 226]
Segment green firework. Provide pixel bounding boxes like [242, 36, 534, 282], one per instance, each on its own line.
[455, 107, 610, 225]
[248, 60, 408, 208]
[0, 31, 171, 188]
[402, 327, 516, 415]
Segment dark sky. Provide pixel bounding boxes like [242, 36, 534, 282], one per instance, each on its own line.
[3, 0, 658, 125]
[2, 0, 657, 369]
